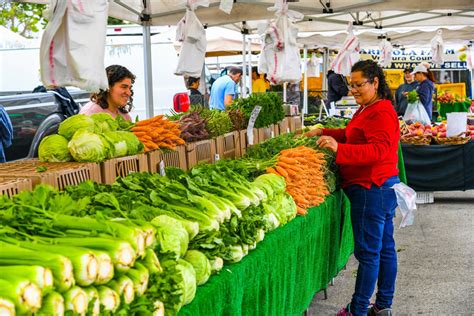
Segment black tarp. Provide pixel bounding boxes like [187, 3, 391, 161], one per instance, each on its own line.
[401, 142, 474, 191]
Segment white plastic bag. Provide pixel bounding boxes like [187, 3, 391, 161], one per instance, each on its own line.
[391, 183, 417, 228]
[403, 101, 431, 125]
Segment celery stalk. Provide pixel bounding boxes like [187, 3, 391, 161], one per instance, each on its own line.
[0, 265, 53, 291]
[36, 291, 65, 316]
[0, 298, 15, 316]
[0, 241, 74, 292]
[125, 262, 149, 296]
[97, 286, 120, 313]
[91, 251, 114, 285]
[153, 300, 165, 316]
[47, 237, 136, 273]
[8, 241, 98, 287]
[107, 275, 135, 305]
[82, 287, 100, 316]
[63, 286, 88, 316]
[0, 278, 42, 314]
[140, 248, 162, 274]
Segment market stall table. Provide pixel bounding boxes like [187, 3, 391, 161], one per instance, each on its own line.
[437, 101, 470, 119]
[179, 190, 354, 316]
[401, 141, 474, 191]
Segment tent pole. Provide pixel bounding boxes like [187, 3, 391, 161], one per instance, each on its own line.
[283, 82, 287, 103]
[142, 20, 154, 118]
[303, 46, 308, 118]
[242, 33, 247, 98]
[248, 38, 253, 95]
[471, 68, 474, 99]
[322, 47, 329, 93]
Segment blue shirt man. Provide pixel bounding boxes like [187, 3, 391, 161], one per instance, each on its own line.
[209, 67, 242, 110]
[395, 68, 419, 116]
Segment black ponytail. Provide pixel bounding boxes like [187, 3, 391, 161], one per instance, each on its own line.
[351, 60, 392, 101]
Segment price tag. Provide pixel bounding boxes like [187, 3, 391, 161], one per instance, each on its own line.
[286, 127, 290, 133]
[214, 154, 220, 162]
[247, 106, 262, 145]
[271, 130, 275, 138]
[159, 160, 166, 176]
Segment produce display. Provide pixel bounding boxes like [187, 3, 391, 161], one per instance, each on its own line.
[229, 93, 285, 128]
[39, 114, 144, 163]
[305, 116, 351, 129]
[178, 112, 209, 142]
[401, 121, 473, 145]
[2, 111, 338, 316]
[131, 115, 185, 152]
[200, 109, 233, 138]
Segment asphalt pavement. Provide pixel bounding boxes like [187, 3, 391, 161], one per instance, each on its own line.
[308, 190, 474, 316]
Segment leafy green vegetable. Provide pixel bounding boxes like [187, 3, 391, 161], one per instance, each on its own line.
[68, 130, 107, 162]
[38, 134, 72, 162]
[58, 114, 96, 140]
[103, 131, 129, 157]
[407, 90, 419, 104]
[229, 92, 285, 128]
[36, 166, 48, 173]
[201, 109, 233, 137]
[183, 250, 211, 285]
[150, 215, 189, 260]
[91, 113, 119, 133]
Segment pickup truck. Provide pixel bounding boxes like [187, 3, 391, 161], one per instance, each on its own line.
[0, 88, 90, 161]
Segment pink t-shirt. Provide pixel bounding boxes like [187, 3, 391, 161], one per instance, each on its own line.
[80, 101, 132, 121]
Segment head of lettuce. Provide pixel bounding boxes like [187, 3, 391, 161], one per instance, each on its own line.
[38, 134, 72, 162]
[58, 114, 96, 140]
[68, 130, 107, 162]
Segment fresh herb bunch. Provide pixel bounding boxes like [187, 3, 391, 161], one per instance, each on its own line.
[201, 109, 233, 137]
[179, 112, 209, 142]
[227, 109, 247, 130]
[407, 90, 419, 104]
[229, 92, 285, 128]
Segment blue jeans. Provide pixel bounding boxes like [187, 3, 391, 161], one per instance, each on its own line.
[344, 176, 399, 316]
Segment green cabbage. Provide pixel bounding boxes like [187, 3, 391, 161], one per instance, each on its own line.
[68, 130, 107, 162]
[38, 134, 72, 162]
[114, 131, 144, 155]
[91, 113, 119, 133]
[58, 114, 96, 140]
[183, 250, 211, 285]
[103, 132, 129, 158]
[176, 259, 197, 305]
[151, 215, 189, 260]
[98, 134, 114, 159]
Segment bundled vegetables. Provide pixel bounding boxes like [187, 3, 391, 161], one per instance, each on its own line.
[230, 92, 285, 128]
[39, 113, 143, 163]
[179, 112, 209, 142]
[227, 108, 246, 131]
[200, 109, 233, 137]
[131, 115, 185, 152]
[267, 146, 329, 214]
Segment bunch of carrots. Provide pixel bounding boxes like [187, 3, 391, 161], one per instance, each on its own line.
[131, 115, 185, 152]
[266, 146, 329, 215]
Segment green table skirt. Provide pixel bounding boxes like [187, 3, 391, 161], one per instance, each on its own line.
[438, 101, 470, 119]
[179, 190, 354, 316]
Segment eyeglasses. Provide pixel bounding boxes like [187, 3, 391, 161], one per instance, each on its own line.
[350, 80, 371, 89]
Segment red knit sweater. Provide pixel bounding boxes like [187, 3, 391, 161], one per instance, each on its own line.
[322, 99, 400, 189]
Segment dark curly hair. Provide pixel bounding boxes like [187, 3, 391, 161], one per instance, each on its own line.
[91, 65, 136, 113]
[351, 60, 392, 101]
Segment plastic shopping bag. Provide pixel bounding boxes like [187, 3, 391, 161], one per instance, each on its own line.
[391, 182, 417, 228]
[403, 101, 431, 125]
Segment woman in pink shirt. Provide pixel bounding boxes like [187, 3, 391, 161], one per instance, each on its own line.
[80, 65, 135, 121]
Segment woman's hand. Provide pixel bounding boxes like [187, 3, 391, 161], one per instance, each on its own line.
[316, 136, 338, 152]
[304, 128, 323, 137]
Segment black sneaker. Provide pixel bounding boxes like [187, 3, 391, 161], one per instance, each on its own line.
[368, 304, 393, 316]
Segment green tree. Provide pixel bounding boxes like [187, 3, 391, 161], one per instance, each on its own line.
[0, 3, 46, 38]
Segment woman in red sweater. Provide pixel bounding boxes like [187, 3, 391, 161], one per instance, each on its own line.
[306, 60, 400, 316]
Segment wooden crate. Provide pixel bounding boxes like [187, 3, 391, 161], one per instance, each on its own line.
[238, 128, 259, 156]
[0, 177, 33, 198]
[215, 131, 240, 159]
[101, 154, 148, 184]
[273, 123, 280, 137]
[186, 139, 216, 169]
[257, 126, 274, 143]
[0, 160, 101, 190]
[147, 146, 187, 173]
[288, 116, 303, 132]
[278, 118, 290, 135]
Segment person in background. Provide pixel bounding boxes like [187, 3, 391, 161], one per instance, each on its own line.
[394, 67, 419, 116]
[0, 105, 13, 163]
[251, 67, 267, 93]
[412, 64, 436, 121]
[187, 76, 204, 106]
[326, 69, 350, 106]
[80, 65, 134, 121]
[209, 67, 242, 110]
[306, 60, 400, 316]
[263, 74, 271, 90]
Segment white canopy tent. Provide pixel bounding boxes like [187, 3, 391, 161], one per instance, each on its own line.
[16, 0, 474, 117]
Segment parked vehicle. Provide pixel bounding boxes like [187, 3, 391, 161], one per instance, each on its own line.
[0, 88, 90, 161]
